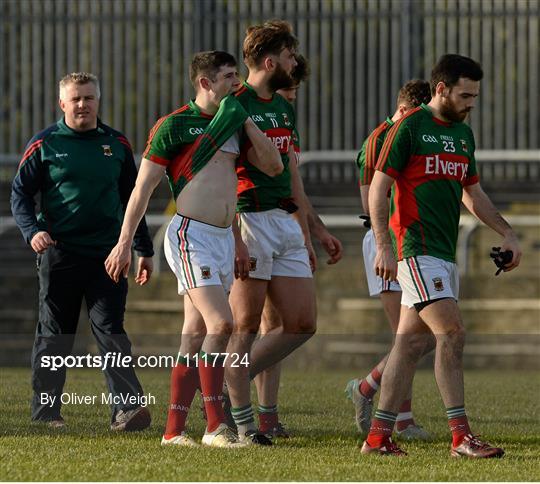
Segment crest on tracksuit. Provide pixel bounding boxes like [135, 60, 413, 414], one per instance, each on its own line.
[102, 145, 113, 156]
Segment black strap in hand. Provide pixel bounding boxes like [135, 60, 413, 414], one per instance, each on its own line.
[359, 215, 371, 229]
[489, 247, 513, 276]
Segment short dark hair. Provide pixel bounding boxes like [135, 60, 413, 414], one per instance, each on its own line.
[290, 54, 309, 85]
[189, 51, 237, 89]
[243, 20, 298, 68]
[430, 54, 483, 95]
[396, 79, 431, 109]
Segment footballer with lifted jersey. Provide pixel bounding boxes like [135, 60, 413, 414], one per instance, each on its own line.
[105, 51, 282, 448]
[362, 54, 521, 458]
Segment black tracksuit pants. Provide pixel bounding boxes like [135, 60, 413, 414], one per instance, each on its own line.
[31, 246, 144, 422]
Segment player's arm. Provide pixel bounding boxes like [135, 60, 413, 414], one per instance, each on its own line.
[232, 216, 250, 280]
[105, 159, 165, 283]
[360, 185, 370, 215]
[244, 118, 283, 176]
[356, 141, 371, 215]
[369, 171, 397, 281]
[462, 182, 521, 271]
[288, 145, 316, 270]
[304, 195, 343, 264]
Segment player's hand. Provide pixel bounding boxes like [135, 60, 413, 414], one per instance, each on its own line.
[30, 231, 56, 254]
[500, 233, 521, 272]
[374, 245, 397, 281]
[317, 231, 343, 265]
[306, 240, 317, 273]
[135, 256, 153, 286]
[104, 242, 132, 283]
[234, 239, 250, 280]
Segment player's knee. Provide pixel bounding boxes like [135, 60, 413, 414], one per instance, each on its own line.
[213, 318, 233, 335]
[436, 323, 465, 355]
[395, 333, 425, 362]
[290, 316, 316, 335]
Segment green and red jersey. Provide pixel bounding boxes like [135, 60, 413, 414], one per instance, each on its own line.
[143, 96, 248, 200]
[356, 117, 394, 186]
[234, 82, 296, 212]
[376, 104, 479, 263]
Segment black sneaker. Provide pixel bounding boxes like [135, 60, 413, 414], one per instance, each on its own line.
[239, 429, 273, 446]
[110, 406, 151, 431]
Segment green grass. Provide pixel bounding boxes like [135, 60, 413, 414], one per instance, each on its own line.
[0, 367, 539, 481]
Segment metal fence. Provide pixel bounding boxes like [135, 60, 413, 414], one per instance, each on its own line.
[1, 0, 538, 157]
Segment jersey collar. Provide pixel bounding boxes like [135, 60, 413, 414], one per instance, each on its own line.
[385, 116, 394, 126]
[420, 103, 452, 127]
[243, 81, 274, 103]
[188, 100, 214, 119]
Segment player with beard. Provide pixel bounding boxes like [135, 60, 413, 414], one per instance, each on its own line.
[224, 21, 318, 444]
[362, 54, 521, 457]
[345, 79, 434, 441]
[251, 55, 343, 437]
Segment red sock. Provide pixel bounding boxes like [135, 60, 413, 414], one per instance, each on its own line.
[259, 412, 279, 432]
[449, 416, 471, 446]
[396, 399, 415, 431]
[164, 362, 199, 438]
[366, 411, 397, 448]
[359, 367, 382, 399]
[198, 354, 225, 433]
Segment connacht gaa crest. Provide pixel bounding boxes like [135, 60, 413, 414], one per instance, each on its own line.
[102, 145, 113, 156]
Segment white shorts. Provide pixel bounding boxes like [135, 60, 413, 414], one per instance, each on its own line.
[164, 214, 234, 295]
[397, 255, 459, 308]
[362, 229, 401, 297]
[238, 209, 312, 281]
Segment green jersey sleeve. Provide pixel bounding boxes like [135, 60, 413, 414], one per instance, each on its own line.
[463, 128, 480, 185]
[356, 139, 367, 185]
[375, 119, 412, 179]
[191, 94, 249, 166]
[144, 116, 183, 165]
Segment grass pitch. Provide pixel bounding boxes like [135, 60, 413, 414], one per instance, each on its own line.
[0, 367, 539, 481]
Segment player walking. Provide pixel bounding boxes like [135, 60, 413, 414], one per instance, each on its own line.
[346, 80, 434, 441]
[105, 51, 282, 448]
[362, 54, 521, 457]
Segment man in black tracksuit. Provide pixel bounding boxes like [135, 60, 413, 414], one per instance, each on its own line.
[11, 72, 154, 431]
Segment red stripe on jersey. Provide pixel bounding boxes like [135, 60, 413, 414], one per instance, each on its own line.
[118, 136, 132, 151]
[365, 121, 389, 184]
[234, 86, 248, 97]
[169, 144, 195, 184]
[389, 178, 420, 260]
[147, 154, 170, 167]
[376, 107, 422, 172]
[463, 174, 479, 186]
[143, 104, 191, 158]
[19, 140, 43, 169]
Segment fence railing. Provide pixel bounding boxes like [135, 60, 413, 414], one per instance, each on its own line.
[1, 0, 538, 155]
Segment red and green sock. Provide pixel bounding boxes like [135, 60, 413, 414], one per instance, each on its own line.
[447, 405, 471, 446]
